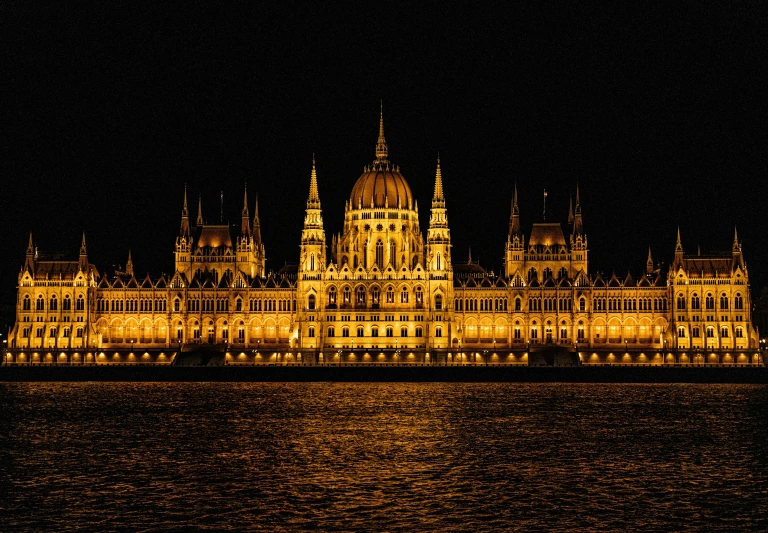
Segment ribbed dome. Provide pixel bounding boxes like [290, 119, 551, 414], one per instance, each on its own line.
[350, 162, 413, 209]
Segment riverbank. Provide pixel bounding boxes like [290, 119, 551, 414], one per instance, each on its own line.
[1, 365, 767, 383]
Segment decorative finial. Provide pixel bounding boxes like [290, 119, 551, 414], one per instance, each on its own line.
[375, 102, 388, 161]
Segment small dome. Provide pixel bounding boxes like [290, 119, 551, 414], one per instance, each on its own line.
[350, 162, 413, 209]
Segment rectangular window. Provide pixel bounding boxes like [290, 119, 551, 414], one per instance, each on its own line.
[308, 327, 315, 338]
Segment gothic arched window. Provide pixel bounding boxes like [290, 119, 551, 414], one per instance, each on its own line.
[375, 240, 384, 269]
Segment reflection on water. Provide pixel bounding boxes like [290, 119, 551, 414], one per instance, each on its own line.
[1, 383, 767, 531]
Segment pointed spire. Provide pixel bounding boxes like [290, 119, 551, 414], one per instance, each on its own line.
[182, 184, 189, 216]
[432, 154, 444, 203]
[732, 226, 740, 251]
[572, 183, 584, 235]
[241, 184, 251, 236]
[80, 232, 87, 255]
[78, 232, 88, 271]
[308, 154, 321, 207]
[196, 195, 204, 226]
[575, 183, 581, 213]
[509, 183, 521, 236]
[126, 250, 134, 276]
[24, 232, 35, 271]
[180, 186, 190, 237]
[375, 101, 388, 161]
[568, 195, 574, 224]
[468, 246, 473, 265]
[253, 193, 262, 245]
[675, 226, 683, 253]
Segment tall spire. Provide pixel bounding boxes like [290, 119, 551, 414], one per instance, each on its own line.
[568, 195, 574, 225]
[509, 183, 521, 236]
[432, 154, 444, 204]
[126, 250, 134, 276]
[180, 186, 190, 237]
[375, 101, 388, 162]
[78, 232, 88, 271]
[675, 226, 683, 253]
[80, 232, 87, 255]
[253, 193, 262, 245]
[572, 183, 584, 235]
[241, 184, 251, 236]
[24, 232, 35, 271]
[196, 195, 204, 226]
[308, 154, 321, 207]
[732, 226, 740, 251]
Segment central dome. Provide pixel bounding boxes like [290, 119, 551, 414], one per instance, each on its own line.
[350, 162, 413, 209]
[349, 106, 413, 209]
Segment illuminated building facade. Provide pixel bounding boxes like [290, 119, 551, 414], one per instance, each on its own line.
[6, 112, 761, 365]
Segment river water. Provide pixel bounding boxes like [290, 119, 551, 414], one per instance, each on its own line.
[1, 383, 766, 532]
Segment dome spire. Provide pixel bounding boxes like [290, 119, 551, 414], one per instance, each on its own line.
[375, 101, 388, 162]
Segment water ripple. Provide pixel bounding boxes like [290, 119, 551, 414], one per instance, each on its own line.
[1, 383, 767, 531]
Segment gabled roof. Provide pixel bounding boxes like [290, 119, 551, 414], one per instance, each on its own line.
[593, 274, 605, 287]
[623, 272, 635, 287]
[607, 273, 621, 287]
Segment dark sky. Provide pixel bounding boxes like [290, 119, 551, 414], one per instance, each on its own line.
[2, 3, 767, 314]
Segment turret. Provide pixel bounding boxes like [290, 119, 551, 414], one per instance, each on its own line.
[426, 155, 451, 273]
[299, 156, 326, 273]
[78, 232, 88, 272]
[504, 184, 524, 277]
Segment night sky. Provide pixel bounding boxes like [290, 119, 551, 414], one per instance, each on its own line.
[2, 4, 766, 320]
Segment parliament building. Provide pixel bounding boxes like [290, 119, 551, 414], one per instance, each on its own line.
[6, 112, 761, 366]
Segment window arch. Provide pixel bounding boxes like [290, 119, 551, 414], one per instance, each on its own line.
[734, 293, 743, 310]
[375, 240, 384, 269]
[434, 294, 443, 310]
[343, 286, 351, 305]
[23, 295, 31, 311]
[356, 287, 366, 305]
[720, 294, 729, 310]
[386, 286, 395, 304]
[307, 294, 316, 310]
[390, 241, 397, 268]
[328, 286, 337, 306]
[691, 294, 700, 310]
[49, 295, 57, 311]
[63, 295, 72, 311]
[706, 294, 714, 310]
[515, 297, 521, 311]
[401, 287, 409, 304]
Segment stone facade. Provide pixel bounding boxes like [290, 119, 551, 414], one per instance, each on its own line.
[6, 112, 761, 365]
